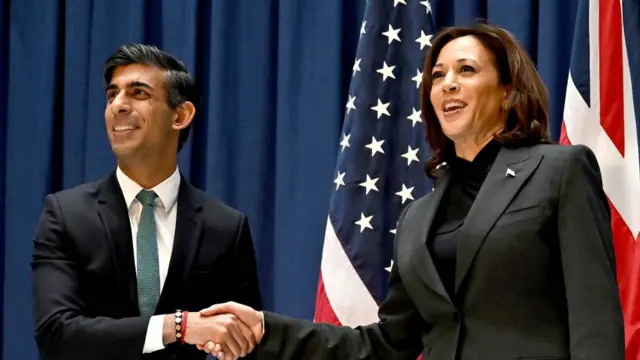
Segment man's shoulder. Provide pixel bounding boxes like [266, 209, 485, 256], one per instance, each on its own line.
[185, 183, 245, 222]
[48, 178, 103, 204]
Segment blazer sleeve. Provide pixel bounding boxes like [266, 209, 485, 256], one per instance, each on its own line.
[557, 145, 625, 359]
[254, 206, 426, 360]
[31, 194, 151, 360]
[231, 215, 262, 311]
[231, 215, 263, 360]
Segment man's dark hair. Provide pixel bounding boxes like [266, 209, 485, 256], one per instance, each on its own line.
[102, 44, 199, 152]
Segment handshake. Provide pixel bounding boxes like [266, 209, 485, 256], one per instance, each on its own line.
[172, 302, 262, 360]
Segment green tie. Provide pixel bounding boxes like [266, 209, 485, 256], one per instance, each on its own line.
[136, 190, 160, 316]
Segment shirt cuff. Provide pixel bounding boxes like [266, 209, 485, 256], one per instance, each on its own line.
[260, 311, 265, 338]
[142, 315, 166, 353]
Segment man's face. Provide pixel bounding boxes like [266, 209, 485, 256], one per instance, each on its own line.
[104, 64, 176, 159]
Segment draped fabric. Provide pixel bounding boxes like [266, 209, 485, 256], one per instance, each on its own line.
[0, 1, 583, 359]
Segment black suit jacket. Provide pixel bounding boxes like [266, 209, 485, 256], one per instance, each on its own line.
[31, 172, 262, 360]
[254, 144, 625, 360]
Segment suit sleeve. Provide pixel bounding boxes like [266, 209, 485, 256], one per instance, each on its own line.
[557, 145, 625, 359]
[254, 206, 426, 360]
[232, 215, 263, 360]
[232, 215, 262, 311]
[31, 194, 151, 360]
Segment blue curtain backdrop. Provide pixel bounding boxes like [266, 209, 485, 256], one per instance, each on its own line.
[0, 0, 579, 359]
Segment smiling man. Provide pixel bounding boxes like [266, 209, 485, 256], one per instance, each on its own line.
[31, 44, 261, 360]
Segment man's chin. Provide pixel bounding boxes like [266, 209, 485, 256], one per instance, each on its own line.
[110, 143, 140, 158]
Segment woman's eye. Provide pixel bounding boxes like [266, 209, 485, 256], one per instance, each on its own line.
[461, 65, 475, 72]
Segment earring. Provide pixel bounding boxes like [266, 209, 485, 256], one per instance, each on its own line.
[502, 103, 509, 110]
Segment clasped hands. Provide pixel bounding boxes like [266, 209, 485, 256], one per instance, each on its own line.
[182, 302, 262, 360]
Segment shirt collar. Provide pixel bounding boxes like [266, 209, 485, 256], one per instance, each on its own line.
[116, 166, 181, 212]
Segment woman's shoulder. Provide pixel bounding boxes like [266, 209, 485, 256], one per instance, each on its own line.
[527, 143, 602, 184]
[529, 142, 597, 164]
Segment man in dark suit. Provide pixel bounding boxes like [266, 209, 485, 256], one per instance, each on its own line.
[31, 44, 261, 360]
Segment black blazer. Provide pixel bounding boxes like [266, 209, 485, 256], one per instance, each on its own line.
[31, 172, 262, 360]
[255, 144, 625, 360]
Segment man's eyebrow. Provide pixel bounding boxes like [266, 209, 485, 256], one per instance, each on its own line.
[105, 81, 154, 93]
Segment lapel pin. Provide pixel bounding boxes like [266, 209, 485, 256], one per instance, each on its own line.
[506, 168, 516, 177]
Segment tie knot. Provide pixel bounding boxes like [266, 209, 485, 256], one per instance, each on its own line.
[136, 190, 158, 207]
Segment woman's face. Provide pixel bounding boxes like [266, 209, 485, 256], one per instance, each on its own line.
[429, 35, 508, 145]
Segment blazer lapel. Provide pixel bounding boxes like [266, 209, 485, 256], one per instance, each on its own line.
[156, 178, 203, 312]
[454, 146, 543, 293]
[407, 170, 452, 303]
[96, 172, 139, 314]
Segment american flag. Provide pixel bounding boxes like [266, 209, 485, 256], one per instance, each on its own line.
[560, 0, 640, 358]
[314, 0, 435, 327]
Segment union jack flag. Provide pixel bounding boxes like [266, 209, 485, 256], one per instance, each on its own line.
[313, 0, 435, 327]
[561, 0, 640, 358]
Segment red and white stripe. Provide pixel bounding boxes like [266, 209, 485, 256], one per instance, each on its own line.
[561, 0, 640, 357]
[314, 217, 379, 326]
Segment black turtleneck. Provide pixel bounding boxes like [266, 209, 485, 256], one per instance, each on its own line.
[427, 140, 502, 299]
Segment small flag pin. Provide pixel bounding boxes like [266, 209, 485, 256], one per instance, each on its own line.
[506, 168, 515, 177]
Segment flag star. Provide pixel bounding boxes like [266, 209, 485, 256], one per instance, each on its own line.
[411, 69, 423, 89]
[371, 99, 391, 118]
[360, 21, 367, 37]
[401, 146, 420, 166]
[407, 107, 422, 127]
[359, 174, 380, 194]
[385, 259, 394, 272]
[420, 0, 432, 13]
[340, 133, 351, 152]
[416, 31, 432, 50]
[365, 136, 385, 156]
[394, 0, 406, 6]
[377, 61, 396, 81]
[352, 58, 362, 77]
[355, 213, 374, 232]
[346, 95, 356, 114]
[396, 184, 415, 204]
[334, 171, 346, 190]
[382, 25, 401, 44]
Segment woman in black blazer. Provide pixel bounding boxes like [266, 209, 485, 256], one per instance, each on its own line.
[195, 22, 625, 360]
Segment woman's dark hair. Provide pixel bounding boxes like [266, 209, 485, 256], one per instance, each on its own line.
[421, 22, 551, 177]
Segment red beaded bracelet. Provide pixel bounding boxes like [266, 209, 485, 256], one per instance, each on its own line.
[180, 311, 189, 344]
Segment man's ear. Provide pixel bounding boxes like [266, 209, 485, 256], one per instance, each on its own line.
[172, 101, 196, 130]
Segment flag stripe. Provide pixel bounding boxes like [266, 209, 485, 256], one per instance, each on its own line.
[319, 217, 379, 326]
[598, 0, 625, 155]
[314, 274, 342, 325]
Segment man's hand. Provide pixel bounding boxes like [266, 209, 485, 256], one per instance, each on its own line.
[182, 311, 257, 359]
[195, 302, 264, 359]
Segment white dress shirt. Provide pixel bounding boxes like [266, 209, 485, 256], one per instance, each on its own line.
[116, 166, 181, 354]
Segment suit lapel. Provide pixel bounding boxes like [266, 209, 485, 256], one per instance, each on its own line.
[407, 170, 452, 303]
[454, 146, 543, 293]
[156, 178, 203, 312]
[96, 172, 139, 313]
